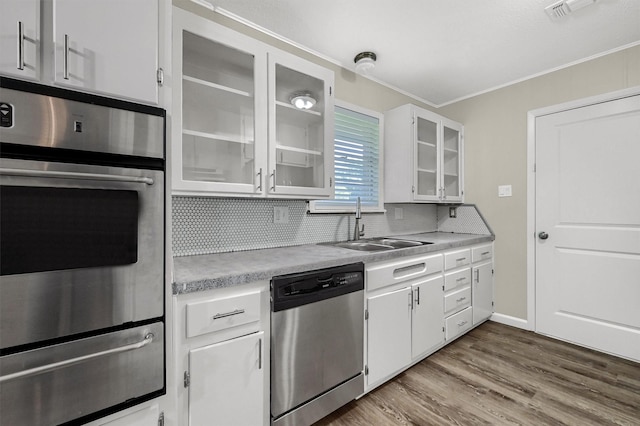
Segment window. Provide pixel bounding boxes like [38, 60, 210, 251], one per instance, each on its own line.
[309, 101, 384, 213]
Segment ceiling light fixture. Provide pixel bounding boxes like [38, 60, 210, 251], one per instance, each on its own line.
[354, 51, 377, 75]
[290, 92, 316, 110]
[545, 0, 596, 18]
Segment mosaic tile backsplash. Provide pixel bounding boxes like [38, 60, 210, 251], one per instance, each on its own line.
[171, 197, 490, 257]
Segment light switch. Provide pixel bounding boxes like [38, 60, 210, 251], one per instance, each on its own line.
[498, 185, 512, 197]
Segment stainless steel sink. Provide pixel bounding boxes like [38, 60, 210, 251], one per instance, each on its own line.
[324, 238, 432, 252]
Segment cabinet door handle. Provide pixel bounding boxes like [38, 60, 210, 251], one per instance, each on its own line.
[415, 287, 420, 305]
[475, 269, 480, 283]
[258, 338, 262, 370]
[408, 292, 413, 310]
[63, 34, 70, 80]
[17, 21, 24, 70]
[256, 168, 263, 192]
[212, 308, 245, 320]
[270, 169, 276, 192]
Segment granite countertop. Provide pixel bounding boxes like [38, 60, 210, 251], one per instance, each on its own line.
[172, 232, 494, 295]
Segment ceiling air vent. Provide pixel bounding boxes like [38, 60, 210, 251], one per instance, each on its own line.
[545, 0, 596, 18]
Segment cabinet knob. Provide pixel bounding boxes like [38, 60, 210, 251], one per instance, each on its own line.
[538, 231, 549, 240]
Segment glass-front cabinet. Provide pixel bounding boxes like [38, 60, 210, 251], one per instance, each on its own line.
[171, 8, 334, 198]
[269, 52, 333, 197]
[440, 117, 463, 201]
[385, 104, 464, 203]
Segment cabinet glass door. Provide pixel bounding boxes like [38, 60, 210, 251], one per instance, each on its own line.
[269, 52, 333, 197]
[180, 31, 257, 190]
[442, 119, 463, 201]
[414, 114, 439, 200]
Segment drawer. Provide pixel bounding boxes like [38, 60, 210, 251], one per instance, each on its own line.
[444, 248, 471, 270]
[444, 286, 471, 316]
[444, 268, 471, 291]
[472, 244, 493, 263]
[367, 253, 443, 292]
[186, 290, 261, 338]
[445, 306, 473, 340]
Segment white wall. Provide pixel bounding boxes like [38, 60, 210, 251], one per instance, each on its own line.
[439, 45, 640, 320]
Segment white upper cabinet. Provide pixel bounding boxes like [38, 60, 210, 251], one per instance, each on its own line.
[171, 8, 334, 198]
[1, 0, 160, 105]
[268, 50, 334, 198]
[384, 104, 464, 203]
[0, 0, 40, 81]
[52, 0, 159, 104]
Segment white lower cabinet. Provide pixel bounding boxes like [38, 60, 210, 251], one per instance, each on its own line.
[364, 242, 494, 392]
[472, 260, 494, 325]
[445, 307, 473, 340]
[365, 253, 444, 389]
[175, 283, 269, 426]
[189, 331, 264, 426]
[411, 276, 445, 358]
[366, 287, 412, 385]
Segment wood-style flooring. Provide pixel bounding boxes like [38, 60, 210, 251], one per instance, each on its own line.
[314, 321, 640, 426]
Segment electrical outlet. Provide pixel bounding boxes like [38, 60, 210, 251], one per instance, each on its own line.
[394, 207, 404, 220]
[273, 206, 289, 224]
[449, 207, 457, 218]
[498, 185, 512, 197]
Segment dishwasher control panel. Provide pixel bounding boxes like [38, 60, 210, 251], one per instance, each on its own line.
[271, 263, 364, 312]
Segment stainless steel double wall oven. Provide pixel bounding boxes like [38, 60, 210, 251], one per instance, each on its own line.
[0, 78, 166, 425]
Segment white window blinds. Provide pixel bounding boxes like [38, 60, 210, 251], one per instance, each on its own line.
[311, 104, 382, 212]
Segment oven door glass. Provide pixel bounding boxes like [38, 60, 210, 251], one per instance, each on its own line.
[1, 186, 139, 275]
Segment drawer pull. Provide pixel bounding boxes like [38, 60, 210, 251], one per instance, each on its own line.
[481, 251, 490, 256]
[456, 297, 467, 303]
[213, 309, 245, 320]
[457, 320, 468, 327]
[393, 263, 426, 279]
[456, 277, 466, 282]
[456, 257, 467, 262]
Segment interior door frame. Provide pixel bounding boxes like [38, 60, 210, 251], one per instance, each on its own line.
[526, 85, 640, 332]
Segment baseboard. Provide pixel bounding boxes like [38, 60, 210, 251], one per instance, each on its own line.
[490, 313, 532, 330]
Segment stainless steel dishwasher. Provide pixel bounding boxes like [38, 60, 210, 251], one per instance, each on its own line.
[271, 262, 364, 426]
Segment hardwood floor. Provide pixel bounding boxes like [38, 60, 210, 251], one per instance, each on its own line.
[314, 321, 640, 426]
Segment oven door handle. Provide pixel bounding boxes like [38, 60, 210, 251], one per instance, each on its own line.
[0, 168, 155, 185]
[0, 333, 154, 384]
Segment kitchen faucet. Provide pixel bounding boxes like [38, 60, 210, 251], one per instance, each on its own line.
[353, 197, 365, 240]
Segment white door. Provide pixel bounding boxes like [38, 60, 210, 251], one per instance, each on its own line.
[189, 332, 264, 426]
[366, 287, 412, 386]
[0, 0, 39, 80]
[411, 276, 444, 358]
[535, 94, 640, 361]
[472, 261, 493, 325]
[53, 0, 158, 103]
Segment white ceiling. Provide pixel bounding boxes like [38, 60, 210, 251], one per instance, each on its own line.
[208, 0, 640, 106]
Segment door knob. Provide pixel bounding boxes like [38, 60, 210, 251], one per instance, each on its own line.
[538, 232, 549, 240]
